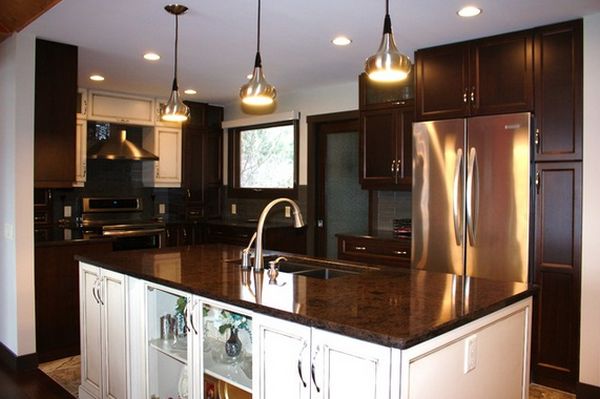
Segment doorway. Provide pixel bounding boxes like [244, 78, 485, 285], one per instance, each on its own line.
[308, 111, 368, 258]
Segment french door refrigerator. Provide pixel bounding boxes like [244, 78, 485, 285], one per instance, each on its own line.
[412, 112, 531, 283]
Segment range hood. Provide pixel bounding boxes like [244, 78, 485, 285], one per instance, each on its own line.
[87, 130, 158, 161]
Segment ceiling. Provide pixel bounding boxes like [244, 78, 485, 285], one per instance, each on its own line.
[0, 0, 60, 42]
[23, 0, 600, 106]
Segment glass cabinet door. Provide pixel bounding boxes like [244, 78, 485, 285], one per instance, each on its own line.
[201, 302, 253, 399]
[146, 285, 193, 399]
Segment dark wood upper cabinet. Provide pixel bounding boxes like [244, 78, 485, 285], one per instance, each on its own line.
[359, 71, 414, 110]
[359, 104, 413, 189]
[181, 102, 223, 219]
[533, 19, 583, 161]
[532, 162, 582, 392]
[415, 30, 533, 120]
[34, 39, 78, 188]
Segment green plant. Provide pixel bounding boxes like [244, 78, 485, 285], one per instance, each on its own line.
[175, 297, 187, 317]
[218, 310, 251, 336]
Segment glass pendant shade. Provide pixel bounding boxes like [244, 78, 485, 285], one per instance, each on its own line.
[365, 13, 411, 82]
[240, 53, 277, 106]
[162, 4, 189, 122]
[162, 78, 190, 122]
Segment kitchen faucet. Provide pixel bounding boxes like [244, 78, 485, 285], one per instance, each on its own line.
[253, 198, 305, 271]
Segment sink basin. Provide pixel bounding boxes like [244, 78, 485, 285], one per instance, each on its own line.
[276, 262, 317, 274]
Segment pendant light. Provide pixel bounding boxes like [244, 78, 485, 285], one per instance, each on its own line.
[240, 0, 277, 106]
[365, 0, 411, 82]
[162, 4, 190, 122]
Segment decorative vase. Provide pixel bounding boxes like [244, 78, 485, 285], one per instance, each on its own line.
[224, 328, 242, 358]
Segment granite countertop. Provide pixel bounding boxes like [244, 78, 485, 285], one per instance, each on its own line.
[35, 226, 112, 246]
[76, 243, 535, 349]
[205, 218, 302, 229]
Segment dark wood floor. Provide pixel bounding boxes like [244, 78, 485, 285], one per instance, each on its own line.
[0, 361, 74, 399]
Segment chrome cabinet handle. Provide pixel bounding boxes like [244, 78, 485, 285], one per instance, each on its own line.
[391, 159, 396, 174]
[466, 147, 479, 246]
[95, 278, 104, 306]
[535, 170, 541, 194]
[311, 345, 321, 393]
[395, 159, 401, 173]
[91, 278, 100, 304]
[463, 88, 468, 103]
[453, 148, 464, 246]
[393, 250, 408, 256]
[186, 189, 191, 198]
[535, 128, 541, 152]
[470, 86, 476, 103]
[187, 300, 198, 335]
[297, 340, 308, 388]
[354, 246, 366, 251]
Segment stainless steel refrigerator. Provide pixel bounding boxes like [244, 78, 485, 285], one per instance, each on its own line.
[412, 113, 531, 283]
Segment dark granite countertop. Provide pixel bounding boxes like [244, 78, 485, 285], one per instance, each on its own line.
[35, 227, 112, 246]
[336, 230, 411, 242]
[76, 244, 535, 349]
[205, 218, 302, 229]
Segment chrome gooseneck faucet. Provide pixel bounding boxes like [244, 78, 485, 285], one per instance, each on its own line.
[253, 198, 305, 271]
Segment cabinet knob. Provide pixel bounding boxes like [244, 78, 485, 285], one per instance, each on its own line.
[395, 159, 401, 173]
[354, 246, 366, 251]
[391, 160, 396, 174]
[470, 87, 476, 104]
[463, 88, 468, 104]
[535, 170, 540, 194]
[393, 250, 408, 256]
[535, 128, 541, 152]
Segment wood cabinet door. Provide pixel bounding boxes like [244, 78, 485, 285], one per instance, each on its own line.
[532, 162, 582, 392]
[74, 119, 87, 187]
[311, 328, 391, 399]
[534, 20, 583, 162]
[415, 42, 469, 121]
[156, 127, 182, 185]
[101, 269, 129, 399]
[79, 264, 102, 399]
[255, 315, 311, 399]
[470, 31, 534, 115]
[397, 107, 414, 183]
[34, 39, 77, 188]
[360, 109, 397, 188]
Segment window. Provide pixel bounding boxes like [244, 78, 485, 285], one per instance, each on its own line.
[229, 120, 299, 198]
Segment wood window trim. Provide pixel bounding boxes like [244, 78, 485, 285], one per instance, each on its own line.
[228, 119, 299, 199]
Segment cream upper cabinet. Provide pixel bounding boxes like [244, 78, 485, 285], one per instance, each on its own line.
[74, 119, 87, 187]
[77, 88, 88, 119]
[154, 98, 183, 128]
[143, 126, 182, 187]
[88, 90, 155, 126]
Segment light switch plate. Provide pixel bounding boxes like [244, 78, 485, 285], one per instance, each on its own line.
[231, 203, 237, 215]
[159, 203, 166, 214]
[64, 205, 72, 218]
[464, 334, 478, 374]
[284, 206, 291, 218]
[4, 223, 14, 240]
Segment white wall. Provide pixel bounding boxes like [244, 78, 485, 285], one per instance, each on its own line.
[0, 32, 36, 356]
[580, 13, 600, 389]
[223, 80, 358, 185]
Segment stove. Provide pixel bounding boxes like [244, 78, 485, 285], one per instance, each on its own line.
[82, 197, 165, 250]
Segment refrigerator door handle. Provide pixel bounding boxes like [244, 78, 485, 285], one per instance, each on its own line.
[466, 147, 479, 246]
[453, 148, 464, 246]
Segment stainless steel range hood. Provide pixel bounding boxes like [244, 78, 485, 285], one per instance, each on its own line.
[87, 130, 158, 160]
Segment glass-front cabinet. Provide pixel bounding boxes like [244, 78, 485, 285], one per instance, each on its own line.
[143, 283, 253, 399]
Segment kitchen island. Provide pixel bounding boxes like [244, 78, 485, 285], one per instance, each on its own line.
[76, 243, 534, 399]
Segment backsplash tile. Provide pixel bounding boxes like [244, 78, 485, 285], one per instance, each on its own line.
[375, 190, 411, 231]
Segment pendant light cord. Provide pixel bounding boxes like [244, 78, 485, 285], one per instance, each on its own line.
[383, 0, 392, 34]
[253, 0, 263, 68]
[173, 13, 179, 90]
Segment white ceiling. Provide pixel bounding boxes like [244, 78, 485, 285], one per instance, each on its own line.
[24, 0, 600, 106]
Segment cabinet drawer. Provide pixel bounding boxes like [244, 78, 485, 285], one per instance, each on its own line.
[338, 236, 411, 267]
[206, 224, 253, 245]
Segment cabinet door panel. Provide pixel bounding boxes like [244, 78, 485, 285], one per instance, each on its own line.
[102, 270, 128, 399]
[157, 127, 181, 182]
[471, 32, 534, 115]
[399, 108, 414, 182]
[415, 43, 469, 120]
[360, 109, 396, 187]
[534, 20, 582, 161]
[80, 264, 102, 399]
[256, 315, 311, 399]
[312, 329, 391, 399]
[532, 162, 581, 391]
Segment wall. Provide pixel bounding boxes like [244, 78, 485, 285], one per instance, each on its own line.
[580, 13, 600, 389]
[0, 32, 36, 356]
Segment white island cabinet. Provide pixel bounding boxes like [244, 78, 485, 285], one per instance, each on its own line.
[78, 262, 532, 399]
[79, 263, 129, 399]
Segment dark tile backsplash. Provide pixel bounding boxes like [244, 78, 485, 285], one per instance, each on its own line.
[222, 185, 308, 223]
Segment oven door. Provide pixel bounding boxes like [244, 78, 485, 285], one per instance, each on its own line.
[104, 228, 166, 251]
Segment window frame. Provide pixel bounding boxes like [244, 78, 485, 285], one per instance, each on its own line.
[228, 119, 299, 199]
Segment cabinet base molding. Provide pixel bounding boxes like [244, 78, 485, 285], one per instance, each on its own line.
[79, 386, 96, 399]
[0, 341, 38, 372]
[577, 382, 600, 399]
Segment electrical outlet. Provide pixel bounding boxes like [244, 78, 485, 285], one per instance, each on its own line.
[284, 206, 291, 218]
[159, 203, 166, 214]
[231, 203, 237, 215]
[64, 205, 72, 218]
[464, 334, 478, 374]
[4, 223, 14, 240]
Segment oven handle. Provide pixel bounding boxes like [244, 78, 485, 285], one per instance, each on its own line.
[102, 228, 165, 237]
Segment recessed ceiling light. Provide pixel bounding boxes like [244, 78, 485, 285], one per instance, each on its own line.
[332, 36, 352, 46]
[89, 74, 105, 81]
[457, 6, 482, 17]
[144, 52, 161, 61]
[184, 89, 197, 95]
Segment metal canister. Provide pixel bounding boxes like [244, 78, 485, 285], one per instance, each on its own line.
[160, 314, 172, 341]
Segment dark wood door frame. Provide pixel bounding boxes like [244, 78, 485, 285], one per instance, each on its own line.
[307, 110, 359, 257]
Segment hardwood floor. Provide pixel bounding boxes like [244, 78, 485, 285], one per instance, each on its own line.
[0, 361, 74, 399]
